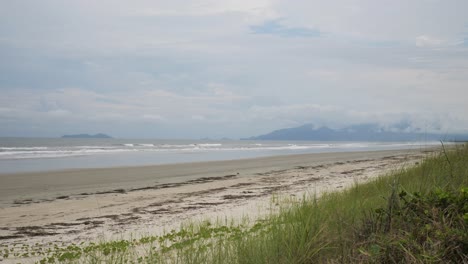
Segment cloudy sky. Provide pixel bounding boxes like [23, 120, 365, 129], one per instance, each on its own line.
[1, 0, 468, 138]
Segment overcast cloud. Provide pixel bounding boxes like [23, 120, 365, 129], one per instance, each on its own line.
[1, 0, 468, 138]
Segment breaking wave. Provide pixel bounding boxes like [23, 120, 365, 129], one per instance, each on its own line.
[0, 141, 443, 160]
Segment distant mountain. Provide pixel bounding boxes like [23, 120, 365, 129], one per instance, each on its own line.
[245, 124, 468, 142]
[61, 133, 112, 139]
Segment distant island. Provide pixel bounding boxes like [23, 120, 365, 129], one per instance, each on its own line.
[61, 133, 113, 139]
[245, 123, 468, 142]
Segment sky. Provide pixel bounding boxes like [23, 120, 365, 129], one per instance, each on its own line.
[1, 0, 468, 139]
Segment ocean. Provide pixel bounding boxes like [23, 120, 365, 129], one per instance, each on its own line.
[0, 138, 442, 174]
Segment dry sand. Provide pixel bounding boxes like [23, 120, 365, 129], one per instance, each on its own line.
[0, 149, 434, 251]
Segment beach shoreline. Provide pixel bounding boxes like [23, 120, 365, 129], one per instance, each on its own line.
[0, 148, 436, 251]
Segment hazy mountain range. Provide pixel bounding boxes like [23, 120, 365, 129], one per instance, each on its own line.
[245, 124, 468, 142]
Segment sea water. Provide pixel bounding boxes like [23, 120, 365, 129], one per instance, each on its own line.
[0, 138, 442, 174]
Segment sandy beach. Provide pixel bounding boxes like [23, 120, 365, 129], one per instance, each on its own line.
[0, 148, 434, 250]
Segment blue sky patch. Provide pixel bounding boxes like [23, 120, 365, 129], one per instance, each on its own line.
[250, 19, 320, 38]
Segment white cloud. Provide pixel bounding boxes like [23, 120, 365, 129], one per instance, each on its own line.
[1, 86, 468, 137]
[1, 1, 468, 137]
[415, 35, 444, 47]
[191, 115, 206, 121]
[142, 114, 165, 121]
[129, 0, 274, 17]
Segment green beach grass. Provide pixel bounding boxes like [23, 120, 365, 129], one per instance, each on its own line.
[3, 144, 467, 263]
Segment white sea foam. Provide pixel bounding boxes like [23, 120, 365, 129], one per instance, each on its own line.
[160, 144, 191, 148]
[197, 143, 222, 147]
[0, 147, 49, 151]
[0, 141, 443, 161]
[71, 145, 117, 149]
[0, 147, 135, 160]
[138, 144, 155, 147]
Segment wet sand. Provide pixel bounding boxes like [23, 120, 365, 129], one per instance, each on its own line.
[0, 148, 434, 249]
